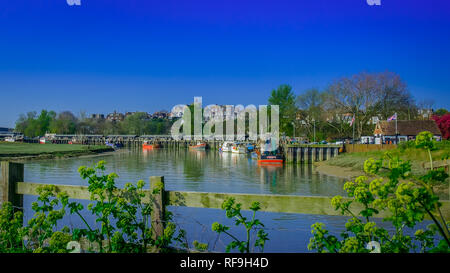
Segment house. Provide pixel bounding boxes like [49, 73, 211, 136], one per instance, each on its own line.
[152, 110, 169, 119]
[90, 114, 105, 120]
[106, 111, 125, 122]
[373, 120, 442, 144]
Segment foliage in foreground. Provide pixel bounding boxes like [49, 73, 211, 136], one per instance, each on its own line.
[309, 131, 450, 253]
[0, 161, 186, 253]
[212, 198, 269, 253]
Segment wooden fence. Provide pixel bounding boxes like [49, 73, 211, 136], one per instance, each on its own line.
[344, 144, 397, 153]
[1, 161, 449, 240]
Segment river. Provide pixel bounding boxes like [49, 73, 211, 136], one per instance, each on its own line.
[20, 148, 427, 252]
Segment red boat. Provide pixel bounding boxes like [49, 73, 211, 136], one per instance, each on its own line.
[189, 142, 207, 150]
[142, 141, 160, 149]
[257, 154, 284, 165]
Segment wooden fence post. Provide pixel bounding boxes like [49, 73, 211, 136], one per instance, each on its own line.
[0, 161, 24, 212]
[150, 176, 165, 240]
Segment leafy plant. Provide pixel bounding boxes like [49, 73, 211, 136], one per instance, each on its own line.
[0, 203, 27, 253]
[212, 198, 268, 253]
[309, 131, 449, 253]
[68, 160, 186, 253]
[27, 185, 69, 253]
[0, 160, 186, 253]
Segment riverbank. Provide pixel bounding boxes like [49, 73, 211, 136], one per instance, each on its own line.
[0, 142, 115, 161]
[315, 142, 450, 176]
[314, 143, 450, 199]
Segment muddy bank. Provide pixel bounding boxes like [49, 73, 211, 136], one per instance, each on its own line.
[0, 147, 115, 162]
[314, 161, 365, 180]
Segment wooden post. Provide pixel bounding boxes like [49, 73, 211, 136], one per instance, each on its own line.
[0, 162, 24, 212]
[326, 147, 331, 160]
[311, 147, 316, 162]
[150, 176, 165, 240]
[318, 148, 324, 161]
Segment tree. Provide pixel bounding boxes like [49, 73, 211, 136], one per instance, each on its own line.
[324, 71, 415, 138]
[296, 88, 326, 140]
[268, 84, 297, 136]
[15, 110, 56, 137]
[50, 111, 77, 134]
[374, 72, 416, 120]
[121, 112, 149, 135]
[435, 108, 449, 117]
[432, 114, 450, 140]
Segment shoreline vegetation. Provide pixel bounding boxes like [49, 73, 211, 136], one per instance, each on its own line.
[0, 142, 115, 161]
[314, 141, 450, 198]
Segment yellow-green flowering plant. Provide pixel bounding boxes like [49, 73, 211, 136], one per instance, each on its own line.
[0, 202, 27, 253]
[0, 160, 186, 253]
[68, 161, 186, 253]
[212, 197, 268, 253]
[309, 132, 449, 253]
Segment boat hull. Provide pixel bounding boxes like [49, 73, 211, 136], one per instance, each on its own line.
[257, 155, 284, 165]
[189, 143, 207, 150]
[231, 147, 247, 154]
[142, 144, 160, 149]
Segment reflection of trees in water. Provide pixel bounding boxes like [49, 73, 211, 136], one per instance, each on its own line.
[183, 150, 206, 183]
[258, 164, 315, 195]
[26, 149, 346, 196]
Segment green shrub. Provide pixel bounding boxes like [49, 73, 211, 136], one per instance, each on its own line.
[309, 131, 449, 253]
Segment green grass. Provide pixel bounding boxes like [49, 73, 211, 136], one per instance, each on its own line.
[326, 141, 450, 175]
[0, 142, 113, 157]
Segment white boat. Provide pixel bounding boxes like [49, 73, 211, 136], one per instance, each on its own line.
[220, 141, 234, 152]
[4, 137, 15, 142]
[231, 143, 247, 154]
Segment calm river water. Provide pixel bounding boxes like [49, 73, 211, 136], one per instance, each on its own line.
[21, 149, 428, 252]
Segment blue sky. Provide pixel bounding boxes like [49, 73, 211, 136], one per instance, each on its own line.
[1, 0, 450, 127]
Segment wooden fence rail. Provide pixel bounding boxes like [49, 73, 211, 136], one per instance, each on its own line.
[1, 161, 450, 240]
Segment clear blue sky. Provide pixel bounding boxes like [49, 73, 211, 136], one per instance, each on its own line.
[1, 0, 449, 127]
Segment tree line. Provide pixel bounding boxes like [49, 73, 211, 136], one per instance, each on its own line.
[15, 111, 174, 137]
[14, 71, 449, 140]
[268, 71, 449, 141]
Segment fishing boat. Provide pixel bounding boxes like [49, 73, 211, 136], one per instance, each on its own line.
[142, 141, 160, 149]
[189, 142, 207, 150]
[231, 143, 247, 154]
[257, 138, 284, 165]
[220, 141, 233, 152]
[257, 152, 284, 165]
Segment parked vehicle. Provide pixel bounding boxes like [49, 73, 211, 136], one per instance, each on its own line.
[4, 137, 15, 142]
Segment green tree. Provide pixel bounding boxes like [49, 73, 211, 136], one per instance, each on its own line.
[435, 108, 449, 117]
[49, 111, 77, 134]
[268, 84, 297, 136]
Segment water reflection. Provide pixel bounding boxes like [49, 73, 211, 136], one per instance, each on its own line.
[19, 149, 438, 252]
[24, 148, 347, 197]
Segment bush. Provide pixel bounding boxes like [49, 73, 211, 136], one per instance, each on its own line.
[309, 131, 449, 253]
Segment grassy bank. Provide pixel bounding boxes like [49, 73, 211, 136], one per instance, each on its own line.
[317, 141, 450, 176]
[0, 142, 114, 160]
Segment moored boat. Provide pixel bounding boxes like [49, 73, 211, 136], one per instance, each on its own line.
[142, 141, 160, 149]
[257, 153, 284, 165]
[189, 142, 207, 150]
[220, 141, 233, 152]
[231, 143, 247, 154]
